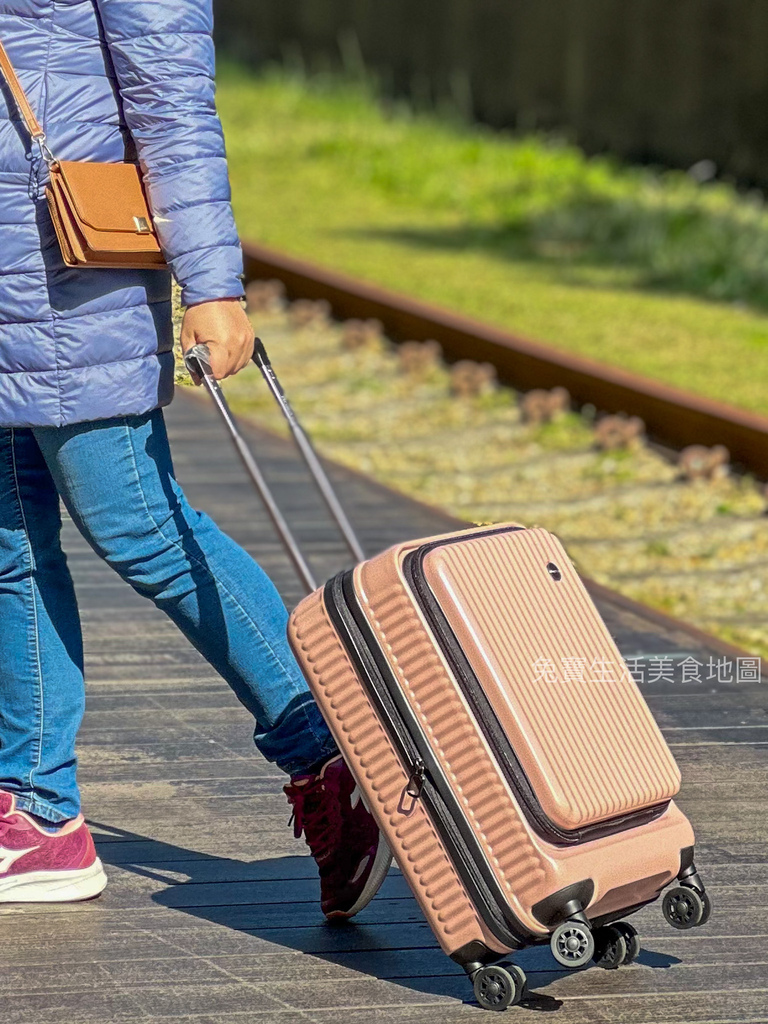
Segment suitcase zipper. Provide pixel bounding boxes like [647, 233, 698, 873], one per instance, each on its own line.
[406, 758, 427, 798]
[403, 528, 668, 846]
[324, 571, 529, 951]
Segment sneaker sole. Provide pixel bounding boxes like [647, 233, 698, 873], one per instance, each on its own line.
[327, 834, 394, 920]
[0, 858, 108, 903]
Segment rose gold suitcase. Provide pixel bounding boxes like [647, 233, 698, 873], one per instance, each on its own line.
[189, 341, 710, 1013]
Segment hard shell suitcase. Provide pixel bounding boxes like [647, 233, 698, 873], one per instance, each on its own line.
[188, 341, 710, 1012]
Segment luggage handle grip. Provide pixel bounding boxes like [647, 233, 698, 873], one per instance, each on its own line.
[184, 340, 365, 596]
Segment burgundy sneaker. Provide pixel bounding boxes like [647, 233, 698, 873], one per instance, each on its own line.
[285, 755, 392, 919]
[0, 791, 107, 902]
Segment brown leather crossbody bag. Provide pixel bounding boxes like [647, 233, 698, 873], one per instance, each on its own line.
[0, 40, 167, 269]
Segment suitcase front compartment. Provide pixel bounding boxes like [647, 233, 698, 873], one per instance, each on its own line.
[408, 526, 681, 835]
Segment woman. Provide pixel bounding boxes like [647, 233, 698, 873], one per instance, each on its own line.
[0, 0, 391, 918]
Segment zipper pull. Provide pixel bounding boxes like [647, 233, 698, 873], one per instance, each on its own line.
[406, 758, 427, 799]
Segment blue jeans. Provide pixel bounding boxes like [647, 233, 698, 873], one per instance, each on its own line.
[0, 410, 337, 823]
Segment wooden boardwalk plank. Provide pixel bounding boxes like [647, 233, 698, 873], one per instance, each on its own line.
[2, 389, 765, 1022]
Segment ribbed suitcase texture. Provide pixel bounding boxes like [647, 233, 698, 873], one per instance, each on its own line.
[288, 584, 504, 955]
[419, 527, 681, 831]
[288, 522, 699, 967]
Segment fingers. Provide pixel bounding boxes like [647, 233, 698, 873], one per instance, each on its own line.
[214, 324, 255, 380]
[235, 325, 256, 375]
[208, 342, 236, 380]
[200, 332, 253, 381]
[180, 300, 255, 381]
[179, 323, 203, 386]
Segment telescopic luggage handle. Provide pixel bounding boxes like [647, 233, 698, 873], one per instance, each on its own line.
[184, 341, 365, 596]
[251, 339, 365, 564]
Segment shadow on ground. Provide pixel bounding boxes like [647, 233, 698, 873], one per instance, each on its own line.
[92, 823, 680, 1013]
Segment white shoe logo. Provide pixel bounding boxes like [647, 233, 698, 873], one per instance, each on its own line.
[350, 785, 371, 813]
[350, 854, 371, 885]
[0, 845, 39, 875]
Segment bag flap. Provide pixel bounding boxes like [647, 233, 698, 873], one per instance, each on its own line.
[54, 161, 154, 234]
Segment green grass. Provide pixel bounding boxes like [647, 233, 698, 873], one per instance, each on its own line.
[217, 65, 768, 417]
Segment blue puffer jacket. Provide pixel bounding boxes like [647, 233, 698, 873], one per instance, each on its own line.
[0, 0, 244, 428]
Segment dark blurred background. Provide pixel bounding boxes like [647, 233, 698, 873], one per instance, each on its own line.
[214, 0, 768, 185]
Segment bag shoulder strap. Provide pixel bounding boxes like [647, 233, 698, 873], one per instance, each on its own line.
[0, 39, 45, 141]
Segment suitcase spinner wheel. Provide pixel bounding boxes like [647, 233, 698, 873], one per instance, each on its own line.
[471, 963, 527, 1012]
[615, 922, 641, 963]
[663, 858, 712, 930]
[188, 341, 711, 1012]
[663, 884, 712, 929]
[591, 926, 628, 970]
[550, 920, 595, 968]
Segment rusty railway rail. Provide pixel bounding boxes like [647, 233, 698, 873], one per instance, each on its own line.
[242, 241, 768, 479]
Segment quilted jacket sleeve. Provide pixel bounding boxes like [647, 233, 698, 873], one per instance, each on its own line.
[94, 0, 244, 306]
